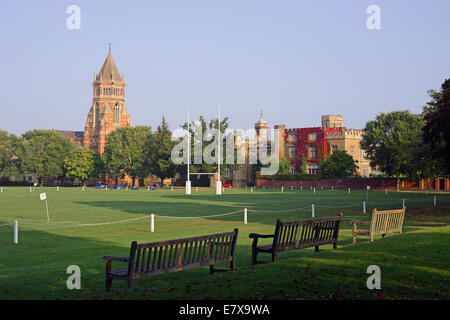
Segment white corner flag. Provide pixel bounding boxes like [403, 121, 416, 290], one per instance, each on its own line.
[40, 193, 49, 222]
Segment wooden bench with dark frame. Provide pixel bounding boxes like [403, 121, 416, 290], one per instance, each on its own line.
[103, 229, 239, 291]
[351, 207, 405, 245]
[249, 213, 343, 265]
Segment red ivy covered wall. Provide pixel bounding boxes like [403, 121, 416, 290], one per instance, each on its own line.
[283, 127, 344, 170]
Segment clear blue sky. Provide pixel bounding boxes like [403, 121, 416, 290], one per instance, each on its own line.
[1, 0, 449, 135]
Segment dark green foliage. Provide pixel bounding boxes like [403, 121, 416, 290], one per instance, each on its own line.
[422, 79, 450, 175]
[319, 150, 357, 178]
[20, 129, 75, 185]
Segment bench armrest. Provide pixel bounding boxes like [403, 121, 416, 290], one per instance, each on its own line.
[350, 220, 370, 225]
[249, 233, 274, 239]
[103, 256, 130, 262]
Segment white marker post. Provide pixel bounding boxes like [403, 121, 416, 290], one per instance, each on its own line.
[363, 201, 366, 214]
[14, 220, 18, 244]
[57, 186, 59, 192]
[434, 195, 436, 207]
[385, 188, 388, 195]
[244, 208, 247, 225]
[281, 187, 284, 193]
[348, 188, 351, 195]
[312, 204, 315, 218]
[150, 214, 154, 232]
[40, 193, 49, 222]
[313, 187, 316, 194]
[402, 199, 405, 207]
[0, 187, 3, 193]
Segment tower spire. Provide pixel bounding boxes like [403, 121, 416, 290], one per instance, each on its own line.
[108, 42, 111, 53]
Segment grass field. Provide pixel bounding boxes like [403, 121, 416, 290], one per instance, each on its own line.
[0, 186, 449, 300]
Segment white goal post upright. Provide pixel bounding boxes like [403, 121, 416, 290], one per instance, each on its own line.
[186, 107, 191, 195]
[216, 104, 222, 195]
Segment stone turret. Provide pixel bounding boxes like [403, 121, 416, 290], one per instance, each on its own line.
[321, 115, 343, 129]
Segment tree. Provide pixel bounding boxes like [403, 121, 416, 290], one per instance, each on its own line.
[63, 148, 102, 185]
[102, 126, 153, 186]
[21, 130, 75, 186]
[300, 156, 308, 174]
[149, 117, 176, 183]
[278, 157, 291, 175]
[360, 111, 424, 191]
[319, 150, 357, 178]
[422, 79, 450, 174]
[178, 116, 235, 181]
[0, 130, 21, 180]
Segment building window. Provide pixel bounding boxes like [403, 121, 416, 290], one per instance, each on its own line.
[308, 146, 316, 159]
[309, 133, 316, 141]
[290, 164, 296, 174]
[289, 134, 296, 142]
[113, 104, 120, 123]
[308, 163, 319, 174]
[332, 145, 338, 152]
[289, 146, 297, 158]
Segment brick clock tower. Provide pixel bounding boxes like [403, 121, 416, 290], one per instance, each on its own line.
[83, 48, 131, 154]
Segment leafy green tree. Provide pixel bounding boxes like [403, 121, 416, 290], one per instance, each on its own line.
[361, 111, 424, 191]
[21, 130, 75, 186]
[64, 148, 102, 185]
[278, 157, 291, 175]
[149, 117, 176, 183]
[319, 150, 357, 178]
[178, 116, 235, 181]
[0, 130, 21, 180]
[422, 79, 450, 174]
[102, 126, 153, 186]
[300, 156, 308, 174]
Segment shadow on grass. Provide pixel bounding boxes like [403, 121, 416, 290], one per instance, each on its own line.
[0, 221, 448, 300]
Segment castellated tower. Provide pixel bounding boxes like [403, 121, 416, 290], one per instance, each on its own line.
[83, 49, 131, 154]
[321, 115, 343, 129]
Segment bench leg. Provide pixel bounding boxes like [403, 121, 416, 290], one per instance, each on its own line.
[230, 260, 235, 271]
[210, 265, 215, 274]
[333, 243, 337, 249]
[127, 278, 133, 289]
[251, 249, 257, 265]
[271, 252, 277, 263]
[315, 246, 319, 252]
[106, 277, 112, 292]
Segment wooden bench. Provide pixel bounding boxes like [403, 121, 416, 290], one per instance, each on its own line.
[249, 214, 343, 265]
[351, 207, 405, 246]
[104, 229, 239, 291]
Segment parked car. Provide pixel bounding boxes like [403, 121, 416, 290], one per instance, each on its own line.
[223, 183, 232, 188]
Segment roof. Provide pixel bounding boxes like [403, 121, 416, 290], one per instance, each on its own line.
[96, 50, 123, 83]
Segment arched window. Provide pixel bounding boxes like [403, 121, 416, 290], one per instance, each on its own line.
[113, 104, 120, 123]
